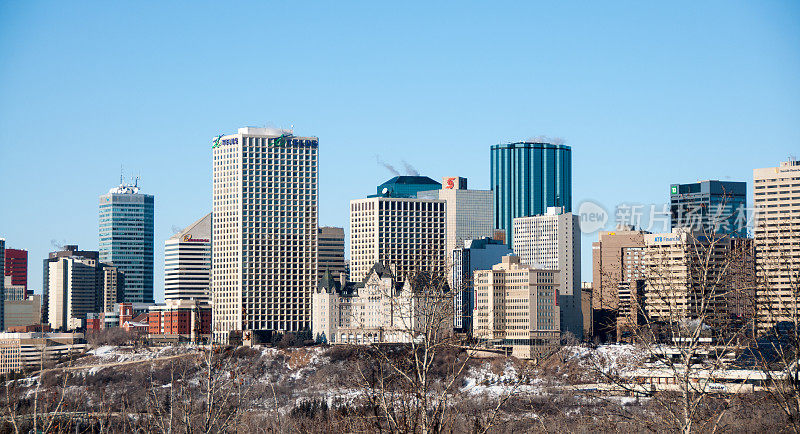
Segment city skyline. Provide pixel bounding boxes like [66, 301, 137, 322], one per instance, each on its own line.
[1, 2, 799, 301]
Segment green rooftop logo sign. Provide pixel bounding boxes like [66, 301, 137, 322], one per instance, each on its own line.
[211, 135, 238, 149]
[671, 186, 678, 194]
[211, 134, 223, 149]
[271, 134, 292, 147]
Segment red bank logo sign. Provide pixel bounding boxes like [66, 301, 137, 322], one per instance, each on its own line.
[183, 235, 210, 243]
[444, 177, 456, 189]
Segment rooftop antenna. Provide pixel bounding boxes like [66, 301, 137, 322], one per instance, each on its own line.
[120, 165, 124, 185]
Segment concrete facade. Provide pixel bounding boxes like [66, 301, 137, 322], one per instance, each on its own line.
[349, 196, 446, 283]
[165, 213, 212, 303]
[512, 207, 582, 339]
[473, 255, 560, 359]
[754, 159, 800, 331]
[212, 127, 318, 343]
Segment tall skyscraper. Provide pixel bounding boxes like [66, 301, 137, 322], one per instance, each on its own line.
[99, 180, 154, 303]
[165, 213, 212, 304]
[4, 248, 27, 298]
[418, 176, 495, 282]
[754, 158, 800, 330]
[212, 127, 318, 343]
[350, 192, 446, 283]
[318, 227, 346, 281]
[491, 142, 572, 248]
[512, 207, 582, 339]
[670, 180, 747, 237]
[452, 237, 512, 333]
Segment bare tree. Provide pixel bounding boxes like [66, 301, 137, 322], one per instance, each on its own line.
[588, 223, 756, 434]
[749, 217, 800, 432]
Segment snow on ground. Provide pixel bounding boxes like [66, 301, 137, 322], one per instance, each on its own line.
[462, 361, 546, 397]
[566, 344, 645, 375]
[83, 345, 198, 366]
[89, 345, 117, 356]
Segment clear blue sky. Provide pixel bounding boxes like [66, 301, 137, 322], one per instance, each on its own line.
[1, 1, 798, 301]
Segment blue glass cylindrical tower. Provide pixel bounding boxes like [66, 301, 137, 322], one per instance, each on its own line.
[490, 142, 572, 247]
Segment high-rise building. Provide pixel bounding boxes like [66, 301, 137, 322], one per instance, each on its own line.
[318, 227, 346, 281]
[0, 239, 5, 331]
[473, 255, 560, 359]
[3, 276, 25, 301]
[490, 142, 572, 248]
[512, 207, 582, 339]
[43, 245, 99, 324]
[212, 127, 318, 343]
[452, 237, 512, 333]
[349, 194, 446, 283]
[670, 180, 747, 237]
[418, 177, 495, 283]
[165, 213, 212, 303]
[48, 256, 100, 330]
[99, 265, 124, 313]
[4, 249, 27, 298]
[591, 228, 648, 342]
[754, 159, 800, 331]
[642, 229, 754, 328]
[99, 180, 155, 303]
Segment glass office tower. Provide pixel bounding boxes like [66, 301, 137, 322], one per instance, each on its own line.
[490, 142, 572, 247]
[670, 180, 747, 237]
[99, 181, 155, 303]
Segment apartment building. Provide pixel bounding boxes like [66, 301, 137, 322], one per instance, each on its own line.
[512, 207, 582, 339]
[473, 255, 560, 359]
[452, 237, 512, 333]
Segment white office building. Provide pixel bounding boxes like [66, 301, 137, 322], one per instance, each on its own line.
[165, 213, 212, 303]
[212, 127, 318, 343]
[47, 256, 98, 331]
[350, 197, 446, 283]
[512, 207, 582, 340]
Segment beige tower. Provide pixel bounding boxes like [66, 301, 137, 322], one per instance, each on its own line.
[417, 177, 494, 284]
[754, 159, 800, 331]
[212, 127, 318, 343]
[349, 197, 446, 283]
[512, 207, 582, 339]
[473, 255, 560, 359]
